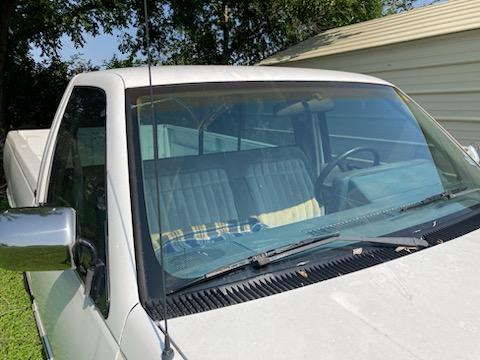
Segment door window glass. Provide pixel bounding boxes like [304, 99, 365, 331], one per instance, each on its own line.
[47, 87, 108, 313]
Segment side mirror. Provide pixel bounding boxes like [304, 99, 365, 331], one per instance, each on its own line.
[466, 144, 480, 164]
[0, 207, 76, 271]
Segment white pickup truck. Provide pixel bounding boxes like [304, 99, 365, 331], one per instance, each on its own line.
[3, 65, 480, 360]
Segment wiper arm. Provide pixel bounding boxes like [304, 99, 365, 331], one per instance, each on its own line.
[254, 235, 428, 267]
[170, 233, 427, 294]
[399, 187, 480, 212]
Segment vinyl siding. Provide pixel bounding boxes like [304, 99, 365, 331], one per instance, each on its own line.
[260, 0, 480, 65]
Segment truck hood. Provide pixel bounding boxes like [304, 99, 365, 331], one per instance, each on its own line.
[168, 228, 480, 359]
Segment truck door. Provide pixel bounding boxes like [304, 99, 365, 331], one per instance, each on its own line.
[28, 86, 119, 359]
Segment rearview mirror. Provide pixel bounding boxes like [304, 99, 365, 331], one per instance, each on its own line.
[275, 94, 334, 116]
[0, 207, 76, 271]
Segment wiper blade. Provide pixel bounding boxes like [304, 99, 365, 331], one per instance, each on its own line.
[170, 233, 427, 294]
[170, 232, 339, 294]
[399, 187, 480, 212]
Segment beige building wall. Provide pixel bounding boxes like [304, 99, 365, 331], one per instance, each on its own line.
[269, 29, 480, 145]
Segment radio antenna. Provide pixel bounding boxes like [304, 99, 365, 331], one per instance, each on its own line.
[142, 1, 174, 359]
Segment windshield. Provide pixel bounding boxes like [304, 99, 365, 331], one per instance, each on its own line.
[128, 81, 480, 290]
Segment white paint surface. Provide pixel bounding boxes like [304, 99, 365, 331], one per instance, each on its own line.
[166, 229, 480, 360]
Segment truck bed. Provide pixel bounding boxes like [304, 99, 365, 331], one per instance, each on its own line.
[3, 129, 49, 207]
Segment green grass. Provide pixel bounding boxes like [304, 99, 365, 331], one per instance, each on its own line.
[0, 197, 44, 360]
[0, 197, 7, 211]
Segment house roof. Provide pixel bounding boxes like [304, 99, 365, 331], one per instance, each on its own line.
[260, 0, 480, 65]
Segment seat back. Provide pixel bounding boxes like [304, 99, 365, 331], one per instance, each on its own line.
[143, 157, 238, 235]
[231, 147, 323, 228]
[143, 146, 322, 242]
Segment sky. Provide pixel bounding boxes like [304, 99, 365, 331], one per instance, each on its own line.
[31, 0, 442, 67]
[31, 29, 134, 67]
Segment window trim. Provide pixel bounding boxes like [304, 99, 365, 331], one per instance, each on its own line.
[126, 88, 165, 301]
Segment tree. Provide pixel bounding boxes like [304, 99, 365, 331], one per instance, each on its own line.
[0, 0, 131, 137]
[384, 0, 440, 14]
[6, 55, 98, 130]
[0, 0, 15, 138]
[382, 0, 416, 14]
[120, 0, 384, 66]
[103, 54, 143, 69]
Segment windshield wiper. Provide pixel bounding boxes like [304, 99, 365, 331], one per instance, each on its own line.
[170, 233, 428, 294]
[399, 187, 480, 212]
[250, 234, 428, 266]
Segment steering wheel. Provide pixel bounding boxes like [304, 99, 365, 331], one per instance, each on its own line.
[314, 147, 380, 203]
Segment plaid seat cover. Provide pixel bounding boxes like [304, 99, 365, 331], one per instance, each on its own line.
[152, 217, 266, 253]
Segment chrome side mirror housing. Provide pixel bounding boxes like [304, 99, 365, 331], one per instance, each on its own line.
[0, 207, 76, 271]
[466, 144, 480, 164]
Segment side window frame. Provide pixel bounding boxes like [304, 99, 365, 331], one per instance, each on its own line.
[45, 85, 110, 317]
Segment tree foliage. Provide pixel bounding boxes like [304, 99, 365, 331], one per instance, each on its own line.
[120, 0, 384, 66]
[383, 0, 416, 14]
[11, 1, 129, 58]
[6, 55, 98, 130]
[1, 0, 131, 134]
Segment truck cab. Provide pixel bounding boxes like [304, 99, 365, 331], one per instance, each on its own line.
[3, 66, 480, 359]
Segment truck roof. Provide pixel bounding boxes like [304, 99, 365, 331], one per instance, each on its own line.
[78, 65, 392, 89]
